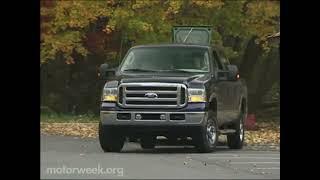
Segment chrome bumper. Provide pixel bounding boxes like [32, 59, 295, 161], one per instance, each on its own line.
[100, 111, 207, 126]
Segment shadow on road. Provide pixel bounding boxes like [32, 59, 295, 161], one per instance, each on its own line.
[120, 143, 242, 154]
[41, 135, 245, 154]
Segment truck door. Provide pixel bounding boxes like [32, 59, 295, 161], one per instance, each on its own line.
[218, 51, 242, 121]
[212, 50, 230, 124]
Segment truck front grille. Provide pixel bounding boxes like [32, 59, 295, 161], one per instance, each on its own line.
[118, 83, 187, 108]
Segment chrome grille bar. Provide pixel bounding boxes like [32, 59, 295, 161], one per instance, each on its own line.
[118, 83, 187, 108]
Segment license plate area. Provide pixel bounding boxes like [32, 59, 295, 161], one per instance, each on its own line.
[134, 113, 165, 120]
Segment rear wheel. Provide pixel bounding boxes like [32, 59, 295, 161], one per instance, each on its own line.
[227, 112, 245, 149]
[194, 111, 218, 153]
[98, 122, 125, 152]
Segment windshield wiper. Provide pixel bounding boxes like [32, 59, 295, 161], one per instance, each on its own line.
[122, 68, 158, 72]
[123, 68, 206, 73]
[159, 69, 190, 73]
[159, 69, 205, 73]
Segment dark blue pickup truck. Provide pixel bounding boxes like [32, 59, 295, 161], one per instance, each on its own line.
[98, 26, 247, 153]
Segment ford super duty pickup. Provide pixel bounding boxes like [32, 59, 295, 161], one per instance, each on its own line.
[98, 26, 247, 153]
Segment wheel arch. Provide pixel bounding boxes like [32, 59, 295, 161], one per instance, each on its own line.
[208, 93, 217, 113]
[239, 97, 247, 114]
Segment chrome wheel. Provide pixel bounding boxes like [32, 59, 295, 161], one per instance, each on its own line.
[206, 122, 216, 145]
[239, 116, 244, 141]
[227, 110, 246, 149]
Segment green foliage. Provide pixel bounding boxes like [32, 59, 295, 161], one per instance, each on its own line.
[41, 0, 279, 64]
[41, 31, 88, 64]
[263, 82, 280, 103]
[41, 1, 112, 64]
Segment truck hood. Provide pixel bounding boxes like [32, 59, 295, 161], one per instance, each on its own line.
[117, 73, 211, 88]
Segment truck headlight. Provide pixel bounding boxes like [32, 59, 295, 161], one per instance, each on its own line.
[102, 87, 118, 102]
[188, 88, 206, 102]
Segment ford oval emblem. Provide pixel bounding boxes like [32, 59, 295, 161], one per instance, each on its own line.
[145, 92, 158, 98]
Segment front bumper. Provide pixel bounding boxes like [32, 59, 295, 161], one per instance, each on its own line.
[100, 111, 207, 126]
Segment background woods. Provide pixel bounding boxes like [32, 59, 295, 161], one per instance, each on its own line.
[40, 0, 280, 119]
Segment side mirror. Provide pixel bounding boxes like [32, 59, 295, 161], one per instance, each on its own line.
[217, 71, 229, 81]
[217, 65, 240, 81]
[227, 65, 240, 81]
[98, 63, 116, 80]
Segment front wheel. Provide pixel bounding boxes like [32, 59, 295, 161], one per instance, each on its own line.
[194, 112, 218, 153]
[98, 122, 125, 152]
[227, 112, 245, 149]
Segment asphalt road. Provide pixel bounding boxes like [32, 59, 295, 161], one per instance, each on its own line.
[41, 134, 280, 179]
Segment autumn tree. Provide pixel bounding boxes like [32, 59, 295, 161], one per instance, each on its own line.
[40, 0, 279, 116]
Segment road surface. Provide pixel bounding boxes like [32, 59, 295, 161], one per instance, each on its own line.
[41, 134, 280, 179]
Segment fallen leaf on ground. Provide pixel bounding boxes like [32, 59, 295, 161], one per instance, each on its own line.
[41, 121, 280, 145]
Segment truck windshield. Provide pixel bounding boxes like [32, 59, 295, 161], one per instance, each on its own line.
[120, 47, 210, 73]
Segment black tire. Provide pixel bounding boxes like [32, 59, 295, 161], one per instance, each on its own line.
[140, 136, 156, 149]
[194, 111, 218, 153]
[128, 137, 138, 142]
[98, 122, 125, 152]
[227, 112, 245, 149]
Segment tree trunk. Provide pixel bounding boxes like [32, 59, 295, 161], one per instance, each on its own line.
[239, 37, 263, 113]
[239, 37, 263, 81]
[248, 48, 280, 114]
[240, 37, 280, 114]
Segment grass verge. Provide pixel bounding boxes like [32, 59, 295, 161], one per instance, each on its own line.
[41, 113, 99, 123]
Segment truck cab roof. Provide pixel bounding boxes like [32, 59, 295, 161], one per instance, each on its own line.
[131, 26, 222, 51]
[131, 43, 211, 49]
